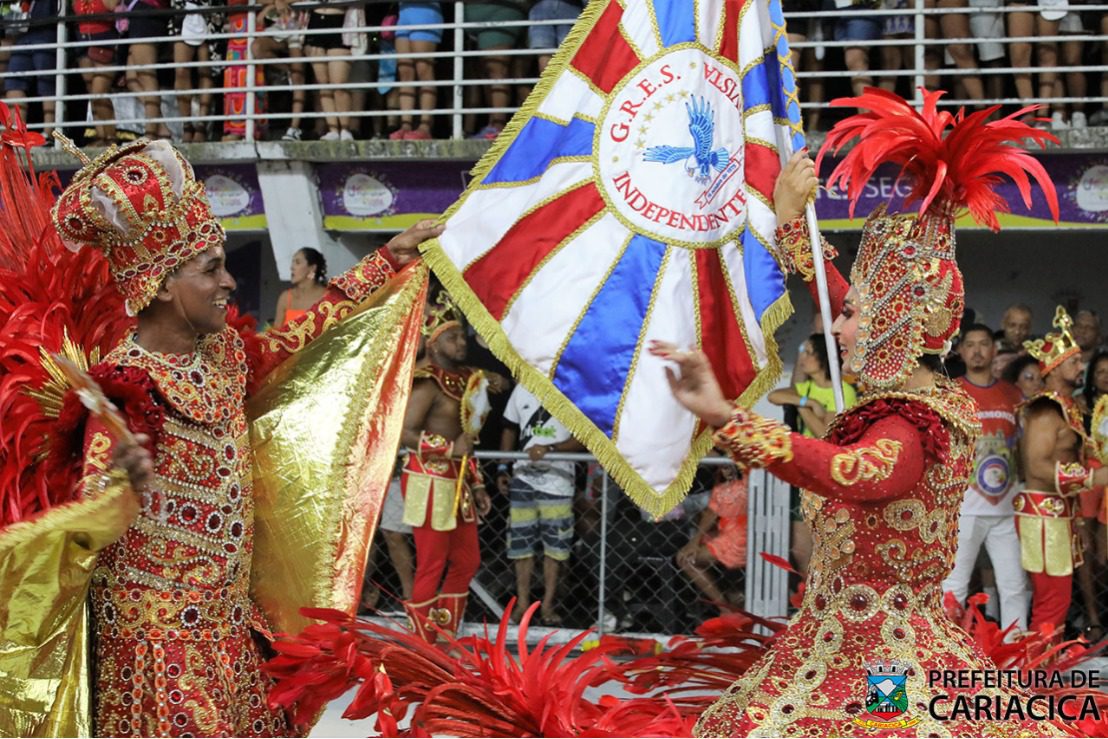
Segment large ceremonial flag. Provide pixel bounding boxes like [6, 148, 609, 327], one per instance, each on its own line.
[424, 0, 805, 516]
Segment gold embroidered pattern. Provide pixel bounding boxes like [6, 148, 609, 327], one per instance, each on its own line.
[829, 438, 903, 486]
[771, 215, 838, 281]
[713, 406, 794, 467]
[695, 385, 1059, 738]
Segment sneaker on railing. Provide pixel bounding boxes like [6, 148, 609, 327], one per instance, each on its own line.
[1089, 110, 1108, 127]
[282, 127, 302, 142]
[340, 129, 355, 142]
[321, 130, 341, 142]
[1071, 111, 1087, 130]
[470, 124, 502, 141]
[1050, 112, 1069, 131]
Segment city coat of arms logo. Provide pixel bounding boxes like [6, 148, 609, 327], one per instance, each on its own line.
[853, 660, 922, 729]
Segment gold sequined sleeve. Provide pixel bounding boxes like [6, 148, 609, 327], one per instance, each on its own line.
[772, 215, 849, 316]
[0, 418, 138, 738]
[714, 407, 923, 502]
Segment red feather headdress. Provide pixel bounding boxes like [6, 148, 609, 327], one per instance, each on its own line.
[816, 87, 1060, 230]
[0, 106, 133, 526]
[810, 89, 1060, 390]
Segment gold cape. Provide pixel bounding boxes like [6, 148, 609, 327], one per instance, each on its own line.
[0, 263, 427, 737]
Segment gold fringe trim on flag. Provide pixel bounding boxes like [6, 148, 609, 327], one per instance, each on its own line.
[421, 0, 796, 518]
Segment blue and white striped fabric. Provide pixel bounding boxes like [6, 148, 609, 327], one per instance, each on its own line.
[425, 0, 805, 516]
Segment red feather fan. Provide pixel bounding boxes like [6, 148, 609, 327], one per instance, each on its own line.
[815, 87, 1060, 230]
[267, 591, 1105, 737]
[263, 601, 777, 737]
[0, 104, 132, 526]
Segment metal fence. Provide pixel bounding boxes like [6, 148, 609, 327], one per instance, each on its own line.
[360, 450, 791, 638]
[361, 447, 1108, 640]
[1, 0, 1107, 145]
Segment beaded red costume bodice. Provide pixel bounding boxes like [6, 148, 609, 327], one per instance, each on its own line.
[696, 383, 1062, 737]
[65, 251, 397, 737]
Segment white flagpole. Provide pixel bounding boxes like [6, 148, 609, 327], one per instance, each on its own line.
[770, 0, 846, 414]
[804, 203, 846, 413]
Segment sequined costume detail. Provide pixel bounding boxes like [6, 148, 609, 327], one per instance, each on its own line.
[696, 380, 1060, 737]
[80, 251, 397, 737]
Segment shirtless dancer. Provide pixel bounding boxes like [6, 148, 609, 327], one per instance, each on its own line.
[399, 294, 492, 642]
[1016, 306, 1108, 638]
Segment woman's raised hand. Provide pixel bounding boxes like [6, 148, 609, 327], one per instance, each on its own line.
[648, 341, 734, 427]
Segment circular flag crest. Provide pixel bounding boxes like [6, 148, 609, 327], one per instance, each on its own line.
[596, 46, 746, 248]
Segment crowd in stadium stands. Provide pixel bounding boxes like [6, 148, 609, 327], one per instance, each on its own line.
[1, 0, 1106, 143]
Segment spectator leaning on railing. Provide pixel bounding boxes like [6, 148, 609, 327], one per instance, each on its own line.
[923, 0, 984, 107]
[122, 0, 172, 138]
[528, 0, 582, 74]
[465, 0, 527, 140]
[255, 0, 308, 141]
[171, 0, 221, 142]
[390, 1, 441, 141]
[73, 0, 119, 145]
[4, 0, 59, 137]
[304, 0, 361, 141]
[824, 0, 880, 97]
[1008, 0, 1063, 127]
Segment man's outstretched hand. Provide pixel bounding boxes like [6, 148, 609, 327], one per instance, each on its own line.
[385, 219, 445, 265]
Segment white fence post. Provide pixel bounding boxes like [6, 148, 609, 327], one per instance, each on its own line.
[745, 470, 792, 628]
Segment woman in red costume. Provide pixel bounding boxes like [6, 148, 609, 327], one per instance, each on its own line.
[651, 89, 1066, 737]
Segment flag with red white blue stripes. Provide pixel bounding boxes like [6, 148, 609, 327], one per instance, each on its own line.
[424, 0, 804, 516]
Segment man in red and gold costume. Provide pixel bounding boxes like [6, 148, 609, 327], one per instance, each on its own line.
[0, 136, 438, 737]
[399, 294, 492, 642]
[1015, 306, 1107, 638]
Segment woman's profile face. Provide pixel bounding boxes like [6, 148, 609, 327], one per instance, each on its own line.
[1016, 363, 1044, 398]
[290, 250, 309, 285]
[831, 287, 860, 370]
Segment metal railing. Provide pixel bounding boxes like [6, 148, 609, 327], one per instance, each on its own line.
[1, 1, 1106, 145]
[360, 450, 791, 637]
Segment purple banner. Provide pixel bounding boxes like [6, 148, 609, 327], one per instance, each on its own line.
[193, 164, 265, 226]
[317, 162, 474, 228]
[814, 152, 1108, 229]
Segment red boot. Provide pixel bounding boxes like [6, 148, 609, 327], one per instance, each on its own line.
[403, 597, 450, 643]
[437, 592, 468, 640]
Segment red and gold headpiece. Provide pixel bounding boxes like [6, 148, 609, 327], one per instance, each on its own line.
[422, 292, 463, 344]
[817, 88, 1059, 390]
[51, 138, 224, 316]
[1025, 306, 1081, 376]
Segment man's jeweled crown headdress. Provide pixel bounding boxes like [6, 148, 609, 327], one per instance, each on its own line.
[422, 292, 463, 344]
[51, 137, 224, 316]
[1024, 306, 1081, 375]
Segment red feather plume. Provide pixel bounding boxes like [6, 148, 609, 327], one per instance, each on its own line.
[266, 593, 1105, 737]
[263, 601, 780, 737]
[815, 87, 1060, 231]
[0, 103, 133, 526]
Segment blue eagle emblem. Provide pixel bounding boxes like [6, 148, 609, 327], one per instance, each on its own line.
[642, 96, 730, 185]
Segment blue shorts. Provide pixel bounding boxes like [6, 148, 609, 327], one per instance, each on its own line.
[833, 14, 881, 42]
[507, 478, 574, 562]
[528, 0, 581, 49]
[5, 37, 56, 96]
[396, 2, 443, 44]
